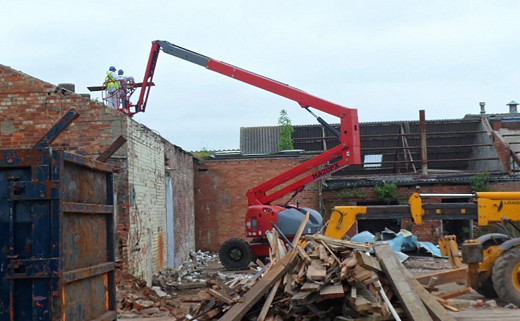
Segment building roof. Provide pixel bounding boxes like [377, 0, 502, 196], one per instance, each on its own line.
[240, 116, 507, 177]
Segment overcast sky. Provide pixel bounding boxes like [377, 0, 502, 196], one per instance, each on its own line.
[3, 1, 520, 151]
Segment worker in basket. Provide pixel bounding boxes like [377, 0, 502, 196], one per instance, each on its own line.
[117, 69, 136, 110]
[104, 66, 120, 108]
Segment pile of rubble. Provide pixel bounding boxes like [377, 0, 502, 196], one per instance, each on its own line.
[116, 271, 179, 318]
[153, 251, 239, 292]
[117, 250, 255, 319]
[184, 219, 457, 321]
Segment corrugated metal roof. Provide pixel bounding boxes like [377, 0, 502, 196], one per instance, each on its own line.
[240, 117, 498, 176]
[240, 126, 281, 154]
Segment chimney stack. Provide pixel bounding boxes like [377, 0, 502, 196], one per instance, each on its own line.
[58, 83, 75, 93]
[479, 102, 486, 114]
[507, 100, 518, 113]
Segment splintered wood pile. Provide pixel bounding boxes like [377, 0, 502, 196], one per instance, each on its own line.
[185, 233, 455, 321]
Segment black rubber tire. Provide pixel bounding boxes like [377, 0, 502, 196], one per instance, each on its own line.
[492, 246, 520, 306]
[478, 233, 509, 249]
[477, 234, 510, 298]
[219, 238, 253, 271]
[478, 277, 497, 298]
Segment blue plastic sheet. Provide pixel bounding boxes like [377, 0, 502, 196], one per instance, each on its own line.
[351, 229, 443, 262]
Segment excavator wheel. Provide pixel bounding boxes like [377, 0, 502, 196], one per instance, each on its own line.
[492, 246, 520, 306]
[219, 238, 253, 271]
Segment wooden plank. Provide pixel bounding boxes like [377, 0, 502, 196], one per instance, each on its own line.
[335, 310, 404, 321]
[291, 291, 318, 305]
[195, 307, 222, 320]
[306, 259, 327, 281]
[207, 288, 235, 305]
[301, 282, 322, 292]
[373, 242, 433, 321]
[351, 265, 374, 283]
[256, 279, 281, 321]
[437, 298, 460, 312]
[318, 244, 329, 262]
[350, 284, 357, 304]
[283, 270, 296, 295]
[355, 251, 382, 272]
[295, 244, 311, 264]
[450, 309, 520, 321]
[404, 266, 457, 321]
[303, 234, 371, 251]
[415, 267, 467, 286]
[436, 287, 473, 300]
[319, 239, 341, 265]
[220, 250, 299, 321]
[256, 259, 265, 269]
[292, 211, 310, 247]
[319, 284, 345, 299]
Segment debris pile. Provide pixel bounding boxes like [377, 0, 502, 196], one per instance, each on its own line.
[153, 250, 248, 292]
[185, 230, 456, 321]
[116, 271, 179, 318]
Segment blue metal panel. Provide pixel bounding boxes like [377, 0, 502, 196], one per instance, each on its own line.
[0, 149, 116, 321]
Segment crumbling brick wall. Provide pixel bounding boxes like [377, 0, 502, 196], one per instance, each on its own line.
[0, 65, 195, 284]
[165, 142, 195, 268]
[0, 65, 126, 153]
[125, 121, 168, 283]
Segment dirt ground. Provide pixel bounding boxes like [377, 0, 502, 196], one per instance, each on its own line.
[119, 253, 520, 320]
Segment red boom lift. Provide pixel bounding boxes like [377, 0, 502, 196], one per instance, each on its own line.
[138, 40, 361, 269]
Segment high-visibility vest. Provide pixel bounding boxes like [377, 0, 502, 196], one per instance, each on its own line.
[105, 72, 120, 90]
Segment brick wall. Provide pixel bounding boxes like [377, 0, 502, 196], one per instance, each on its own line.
[0, 65, 127, 153]
[165, 143, 195, 268]
[125, 121, 168, 283]
[195, 156, 319, 251]
[0, 65, 196, 284]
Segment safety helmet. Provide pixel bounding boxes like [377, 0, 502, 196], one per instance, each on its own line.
[118, 69, 124, 75]
[109, 66, 116, 71]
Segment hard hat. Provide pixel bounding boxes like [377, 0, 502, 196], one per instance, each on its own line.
[118, 69, 124, 74]
[109, 66, 116, 71]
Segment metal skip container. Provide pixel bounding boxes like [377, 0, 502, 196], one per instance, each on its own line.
[0, 110, 117, 321]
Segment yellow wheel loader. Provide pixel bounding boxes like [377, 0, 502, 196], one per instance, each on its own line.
[325, 192, 520, 305]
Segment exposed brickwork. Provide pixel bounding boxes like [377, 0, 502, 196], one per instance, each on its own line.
[194, 156, 319, 251]
[0, 66, 127, 154]
[491, 131, 512, 173]
[0, 65, 195, 284]
[126, 121, 167, 283]
[165, 143, 195, 268]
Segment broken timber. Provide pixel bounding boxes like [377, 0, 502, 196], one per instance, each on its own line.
[373, 242, 434, 321]
[219, 250, 298, 321]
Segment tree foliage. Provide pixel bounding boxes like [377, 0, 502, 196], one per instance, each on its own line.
[375, 182, 398, 204]
[471, 172, 491, 192]
[278, 109, 295, 151]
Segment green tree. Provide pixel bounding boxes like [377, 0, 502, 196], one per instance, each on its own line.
[375, 182, 398, 204]
[471, 172, 491, 192]
[278, 109, 294, 151]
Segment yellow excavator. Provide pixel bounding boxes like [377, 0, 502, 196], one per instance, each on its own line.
[324, 192, 520, 305]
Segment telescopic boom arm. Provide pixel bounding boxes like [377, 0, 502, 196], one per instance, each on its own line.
[138, 40, 362, 205]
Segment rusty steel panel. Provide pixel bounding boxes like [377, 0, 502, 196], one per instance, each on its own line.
[0, 148, 116, 321]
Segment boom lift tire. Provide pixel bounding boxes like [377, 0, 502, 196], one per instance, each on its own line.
[219, 238, 253, 271]
[492, 246, 520, 306]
